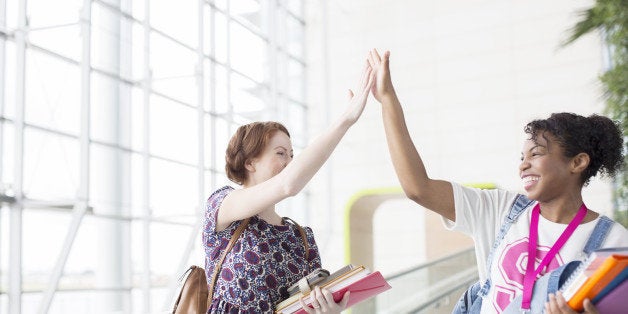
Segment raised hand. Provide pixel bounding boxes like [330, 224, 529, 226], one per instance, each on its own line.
[343, 60, 375, 125]
[367, 49, 396, 103]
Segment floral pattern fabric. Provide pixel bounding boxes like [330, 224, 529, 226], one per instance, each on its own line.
[204, 186, 321, 313]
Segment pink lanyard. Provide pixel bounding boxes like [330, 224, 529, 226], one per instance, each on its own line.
[521, 203, 587, 311]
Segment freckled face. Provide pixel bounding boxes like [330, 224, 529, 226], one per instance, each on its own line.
[519, 133, 573, 202]
[248, 131, 293, 184]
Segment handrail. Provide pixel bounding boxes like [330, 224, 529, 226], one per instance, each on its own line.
[408, 272, 478, 313]
[385, 246, 475, 281]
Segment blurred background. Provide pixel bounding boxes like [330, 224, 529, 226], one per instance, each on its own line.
[0, 0, 625, 313]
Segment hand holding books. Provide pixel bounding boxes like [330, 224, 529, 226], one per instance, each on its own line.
[275, 264, 391, 314]
[298, 286, 350, 314]
[558, 247, 628, 312]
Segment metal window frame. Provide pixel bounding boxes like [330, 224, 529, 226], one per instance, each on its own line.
[0, 0, 308, 313]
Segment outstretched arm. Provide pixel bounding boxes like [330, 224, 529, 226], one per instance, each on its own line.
[217, 60, 375, 231]
[368, 49, 455, 221]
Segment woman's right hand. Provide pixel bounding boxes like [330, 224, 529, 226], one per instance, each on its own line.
[367, 49, 397, 104]
[299, 286, 350, 314]
[342, 59, 375, 125]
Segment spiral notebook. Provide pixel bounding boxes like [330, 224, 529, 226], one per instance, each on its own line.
[559, 247, 628, 312]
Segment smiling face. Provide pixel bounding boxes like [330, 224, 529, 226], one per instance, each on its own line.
[245, 130, 293, 186]
[519, 132, 577, 202]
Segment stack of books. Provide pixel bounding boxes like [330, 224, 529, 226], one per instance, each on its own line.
[275, 264, 391, 314]
[559, 247, 628, 312]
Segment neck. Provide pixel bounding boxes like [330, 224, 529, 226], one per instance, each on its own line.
[537, 194, 585, 224]
[257, 209, 282, 225]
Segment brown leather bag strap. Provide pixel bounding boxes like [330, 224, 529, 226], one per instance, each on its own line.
[207, 217, 251, 305]
[282, 217, 309, 260]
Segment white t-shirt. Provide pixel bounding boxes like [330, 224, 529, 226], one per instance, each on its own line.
[443, 182, 628, 314]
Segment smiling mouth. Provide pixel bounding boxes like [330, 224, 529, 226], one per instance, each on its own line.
[522, 176, 539, 188]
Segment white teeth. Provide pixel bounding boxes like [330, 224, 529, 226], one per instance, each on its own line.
[523, 176, 539, 184]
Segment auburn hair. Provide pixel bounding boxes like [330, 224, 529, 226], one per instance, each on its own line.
[225, 121, 290, 185]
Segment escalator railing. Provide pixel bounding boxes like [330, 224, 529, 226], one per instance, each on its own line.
[375, 247, 478, 313]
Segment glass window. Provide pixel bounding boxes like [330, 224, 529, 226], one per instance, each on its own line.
[149, 158, 197, 219]
[203, 58, 213, 112]
[286, 100, 307, 147]
[27, 0, 81, 29]
[90, 72, 136, 149]
[0, 205, 9, 295]
[23, 128, 79, 200]
[149, 94, 198, 165]
[213, 118, 230, 175]
[203, 5, 214, 57]
[150, 0, 198, 49]
[132, 0, 146, 21]
[22, 210, 73, 277]
[1, 0, 307, 312]
[91, 2, 133, 78]
[231, 0, 265, 35]
[29, 25, 82, 62]
[282, 0, 304, 18]
[286, 15, 304, 57]
[230, 21, 266, 83]
[2, 123, 15, 186]
[25, 49, 81, 135]
[3, 40, 16, 120]
[149, 32, 197, 105]
[214, 63, 229, 114]
[231, 72, 268, 118]
[287, 57, 305, 102]
[214, 11, 228, 64]
[89, 143, 138, 216]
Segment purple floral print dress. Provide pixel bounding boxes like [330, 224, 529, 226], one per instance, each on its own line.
[204, 186, 321, 313]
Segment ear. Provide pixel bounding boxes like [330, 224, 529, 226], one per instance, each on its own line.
[570, 153, 590, 174]
[244, 158, 256, 173]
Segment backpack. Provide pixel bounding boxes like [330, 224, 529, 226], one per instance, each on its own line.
[452, 194, 614, 314]
[171, 218, 250, 314]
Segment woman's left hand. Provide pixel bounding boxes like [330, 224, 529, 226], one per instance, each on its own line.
[299, 286, 350, 314]
[544, 292, 599, 314]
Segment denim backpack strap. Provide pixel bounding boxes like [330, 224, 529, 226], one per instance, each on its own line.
[545, 215, 613, 296]
[582, 215, 613, 254]
[477, 194, 534, 297]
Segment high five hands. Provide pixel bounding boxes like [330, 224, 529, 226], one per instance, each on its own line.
[366, 49, 397, 104]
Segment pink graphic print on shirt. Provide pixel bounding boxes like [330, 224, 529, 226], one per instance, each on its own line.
[491, 237, 564, 313]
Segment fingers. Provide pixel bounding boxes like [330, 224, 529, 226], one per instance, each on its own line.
[362, 67, 375, 95]
[314, 286, 327, 310]
[299, 296, 314, 314]
[371, 48, 382, 63]
[339, 291, 350, 308]
[382, 50, 390, 66]
[367, 50, 377, 69]
[321, 287, 335, 304]
[546, 292, 579, 314]
[582, 299, 599, 314]
[359, 59, 370, 87]
[361, 66, 373, 90]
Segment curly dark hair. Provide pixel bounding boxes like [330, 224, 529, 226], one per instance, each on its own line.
[225, 121, 290, 185]
[524, 112, 624, 185]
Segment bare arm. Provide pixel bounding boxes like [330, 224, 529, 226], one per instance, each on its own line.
[217, 62, 375, 230]
[368, 49, 455, 221]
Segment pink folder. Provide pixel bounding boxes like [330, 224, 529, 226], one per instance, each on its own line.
[293, 271, 392, 314]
